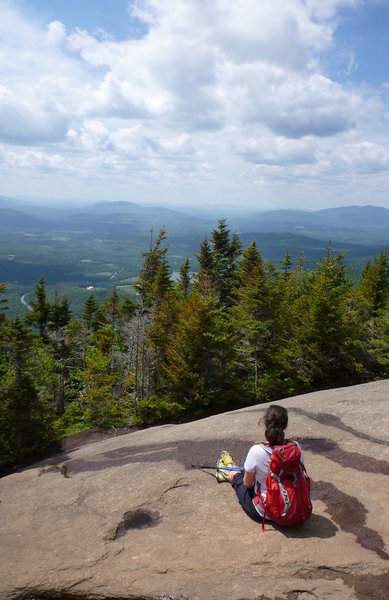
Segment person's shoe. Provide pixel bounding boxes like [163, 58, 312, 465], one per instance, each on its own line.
[221, 450, 236, 468]
[216, 458, 229, 482]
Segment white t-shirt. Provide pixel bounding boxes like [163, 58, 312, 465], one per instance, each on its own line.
[244, 441, 303, 515]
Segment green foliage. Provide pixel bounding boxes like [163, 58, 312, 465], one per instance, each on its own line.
[83, 292, 99, 331]
[158, 290, 244, 415]
[50, 288, 71, 332]
[178, 257, 191, 297]
[78, 342, 130, 428]
[0, 283, 8, 326]
[25, 276, 51, 339]
[136, 395, 186, 425]
[357, 250, 389, 317]
[136, 228, 169, 305]
[0, 318, 56, 464]
[3, 223, 389, 465]
[197, 219, 242, 306]
[53, 401, 90, 438]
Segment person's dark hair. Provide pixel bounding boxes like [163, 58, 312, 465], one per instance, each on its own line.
[264, 405, 288, 445]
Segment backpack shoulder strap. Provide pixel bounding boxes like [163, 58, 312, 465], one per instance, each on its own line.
[260, 441, 273, 454]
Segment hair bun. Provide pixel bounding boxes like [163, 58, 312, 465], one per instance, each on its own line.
[264, 405, 288, 445]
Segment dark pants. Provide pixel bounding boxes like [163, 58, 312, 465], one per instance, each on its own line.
[231, 471, 262, 523]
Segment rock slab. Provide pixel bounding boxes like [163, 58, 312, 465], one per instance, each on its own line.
[1, 381, 389, 599]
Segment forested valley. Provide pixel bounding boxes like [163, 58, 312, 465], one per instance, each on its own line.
[1, 219, 389, 468]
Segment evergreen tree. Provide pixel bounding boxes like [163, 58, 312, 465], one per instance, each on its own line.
[197, 237, 214, 286]
[355, 250, 389, 376]
[119, 295, 137, 320]
[78, 344, 126, 428]
[136, 228, 169, 305]
[279, 248, 293, 279]
[123, 304, 153, 411]
[25, 276, 51, 339]
[231, 243, 278, 400]
[152, 257, 173, 303]
[147, 289, 179, 389]
[0, 283, 8, 327]
[156, 289, 242, 417]
[103, 288, 121, 329]
[197, 220, 242, 306]
[83, 293, 99, 331]
[129, 230, 173, 409]
[300, 246, 360, 385]
[50, 287, 71, 332]
[357, 250, 389, 317]
[0, 318, 55, 464]
[48, 288, 72, 416]
[178, 257, 191, 297]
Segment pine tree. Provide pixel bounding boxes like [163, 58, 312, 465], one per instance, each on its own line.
[147, 289, 179, 388]
[83, 293, 99, 331]
[50, 287, 71, 332]
[136, 228, 169, 305]
[300, 246, 360, 385]
[25, 276, 51, 339]
[231, 242, 276, 399]
[0, 318, 55, 463]
[197, 220, 242, 306]
[119, 295, 137, 319]
[0, 283, 7, 327]
[279, 248, 293, 279]
[151, 257, 173, 303]
[178, 257, 191, 297]
[123, 304, 153, 411]
[78, 345, 126, 427]
[128, 230, 173, 409]
[103, 288, 121, 329]
[157, 289, 241, 416]
[197, 237, 214, 286]
[357, 250, 389, 317]
[355, 250, 389, 376]
[47, 288, 73, 416]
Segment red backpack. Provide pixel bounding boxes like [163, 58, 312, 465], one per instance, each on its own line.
[253, 440, 312, 531]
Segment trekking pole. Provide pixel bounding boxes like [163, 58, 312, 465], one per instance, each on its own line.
[191, 464, 244, 471]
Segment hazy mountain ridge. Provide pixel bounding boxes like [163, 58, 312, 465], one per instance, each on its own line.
[2, 196, 389, 242]
[233, 204, 389, 243]
[0, 208, 50, 230]
[0, 197, 212, 235]
[1, 196, 388, 319]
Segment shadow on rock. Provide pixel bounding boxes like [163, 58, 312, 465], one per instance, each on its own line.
[312, 480, 389, 561]
[298, 437, 389, 475]
[0, 427, 136, 479]
[276, 513, 338, 539]
[292, 408, 388, 446]
[64, 438, 252, 475]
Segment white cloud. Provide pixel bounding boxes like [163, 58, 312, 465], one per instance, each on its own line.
[331, 141, 389, 174]
[236, 135, 317, 166]
[47, 20, 67, 45]
[0, 0, 388, 207]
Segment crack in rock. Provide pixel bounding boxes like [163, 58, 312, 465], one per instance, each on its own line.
[158, 478, 190, 502]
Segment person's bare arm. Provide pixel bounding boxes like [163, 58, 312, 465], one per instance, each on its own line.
[243, 470, 256, 488]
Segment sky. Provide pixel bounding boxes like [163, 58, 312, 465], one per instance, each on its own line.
[0, 0, 389, 210]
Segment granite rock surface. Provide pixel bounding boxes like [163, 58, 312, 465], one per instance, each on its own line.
[1, 380, 389, 600]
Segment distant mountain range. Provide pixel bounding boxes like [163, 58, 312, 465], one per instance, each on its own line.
[1, 196, 389, 318]
[1, 196, 389, 242]
[232, 205, 389, 245]
[1, 195, 389, 259]
[0, 197, 210, 235]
